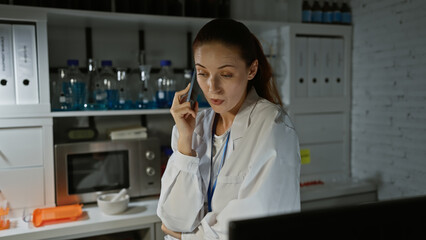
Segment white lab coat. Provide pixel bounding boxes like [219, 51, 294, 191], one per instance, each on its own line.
[157, 89, 301, 240]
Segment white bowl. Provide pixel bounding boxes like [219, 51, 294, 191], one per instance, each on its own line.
[97, 193, 129, 215]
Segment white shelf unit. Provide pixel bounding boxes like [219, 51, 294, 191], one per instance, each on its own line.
[0, 6, 56, 212]
[0, 2, 360, 226]
[0, 4, 287, 214]
[260, 23, 353, 184]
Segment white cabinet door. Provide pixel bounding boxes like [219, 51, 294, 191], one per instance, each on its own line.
[0, 126, 43, 168]
[0, 167, 44, 209]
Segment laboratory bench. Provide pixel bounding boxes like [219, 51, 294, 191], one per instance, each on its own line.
[1, 180, 376, 240]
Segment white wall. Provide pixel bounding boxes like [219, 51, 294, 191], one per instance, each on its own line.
[350, 0, 426, 200]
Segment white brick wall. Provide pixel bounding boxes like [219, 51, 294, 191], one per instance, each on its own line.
[351, 0, 426, 200]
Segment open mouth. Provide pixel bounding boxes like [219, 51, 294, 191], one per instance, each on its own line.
[210, 98, 224, 105]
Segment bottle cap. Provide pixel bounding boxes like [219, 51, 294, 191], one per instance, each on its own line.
[101, 60, 113, 67]
[67, 59, 79, 66]
[160, 60, 172, 67]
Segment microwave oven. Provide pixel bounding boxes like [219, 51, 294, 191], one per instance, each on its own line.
[54, 138, 161, 206]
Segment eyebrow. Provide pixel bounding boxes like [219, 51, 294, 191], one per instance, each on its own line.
[195, 63, 236, 69]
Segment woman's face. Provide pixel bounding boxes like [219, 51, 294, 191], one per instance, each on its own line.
[194, 42, 257, 115]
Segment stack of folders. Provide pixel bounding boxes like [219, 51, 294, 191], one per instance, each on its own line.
[0, 23, 39, 105]
[109, 127, 148, 140]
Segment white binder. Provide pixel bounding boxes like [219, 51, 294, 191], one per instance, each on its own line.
[331, 38, 344, 97]
[13, 24, 39, 104]
[307, 38, 321, 97]
[320, 38, 333, 97]
[0, 24, 16, 105]
[295, 37, 308, 98]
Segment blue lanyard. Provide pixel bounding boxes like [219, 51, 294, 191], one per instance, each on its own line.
[207, 116, 230, 212]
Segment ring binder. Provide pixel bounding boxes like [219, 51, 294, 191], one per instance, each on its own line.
[13, 24, 39, 104]
[0, 24, 16, 105]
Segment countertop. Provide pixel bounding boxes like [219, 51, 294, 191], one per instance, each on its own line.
[0, 197, 161, 240]
[1, 181, 377, 239]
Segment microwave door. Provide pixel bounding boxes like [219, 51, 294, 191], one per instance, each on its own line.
[55, 140, 141, 205]
[67, 150, 130, 194]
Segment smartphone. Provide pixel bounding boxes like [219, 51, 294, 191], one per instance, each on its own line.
[186, 69, 198, 109]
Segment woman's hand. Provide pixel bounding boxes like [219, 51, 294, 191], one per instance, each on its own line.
[170, 84, 199, 156]
[161, 223, 182, 239]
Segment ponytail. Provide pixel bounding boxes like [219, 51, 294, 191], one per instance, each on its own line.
[193, 18, 283, 106]
[248, 34, 283, 106]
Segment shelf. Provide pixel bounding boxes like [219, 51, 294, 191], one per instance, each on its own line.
[1, 197, 160, 240]
[50, 109, 171, 117]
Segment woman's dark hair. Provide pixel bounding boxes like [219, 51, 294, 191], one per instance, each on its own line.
[193, 18, 283, 106]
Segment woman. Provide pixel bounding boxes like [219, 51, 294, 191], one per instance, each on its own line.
[157, 18, 301, 240]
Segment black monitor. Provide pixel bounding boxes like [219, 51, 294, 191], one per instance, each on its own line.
[229, 196, 426, 240]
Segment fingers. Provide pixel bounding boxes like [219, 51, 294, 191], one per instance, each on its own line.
[174, 83, 191, 104]
[170, 100, 197, 120]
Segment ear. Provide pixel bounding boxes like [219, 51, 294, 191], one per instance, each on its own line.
[248, 60, 258, 81]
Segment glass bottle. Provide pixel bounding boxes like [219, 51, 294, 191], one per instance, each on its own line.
[86, 58, 98, 110]
[116, 68, 131, 109]
[56, 68, 70, 111]
[136, 65, 153, 109]
[66, 59, 86, 110]
[99, 60, 119, 110]
[90, 60, 107, 110]
[156, 60, 176, 108]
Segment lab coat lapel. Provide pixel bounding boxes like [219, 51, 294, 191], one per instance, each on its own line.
[229, 89, 260, 151]
[194, 109, 216, 194]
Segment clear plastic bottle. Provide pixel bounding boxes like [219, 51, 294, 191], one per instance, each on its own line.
[99, 60, 119, 110]
[66, 59, 86, 110]
[156, 60, 176, 108]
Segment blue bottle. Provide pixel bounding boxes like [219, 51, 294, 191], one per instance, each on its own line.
[322, 1, 333, 24]
[311, 0, 323, 23]
[332, 0, 342, 24]
[341, 1, 352, 25]
[66, 59, 86, 110]
[302, 0, 312, 23]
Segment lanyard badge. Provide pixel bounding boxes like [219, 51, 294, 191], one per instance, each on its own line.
[207, 115, 230, 212]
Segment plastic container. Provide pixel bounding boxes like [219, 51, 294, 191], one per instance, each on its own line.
[0, 201, 10, 230]
[156, 60, 176, 108]
[32, 204, 83, 227]
[99, 60, 119, 110]
[66, 59, 86, 110]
